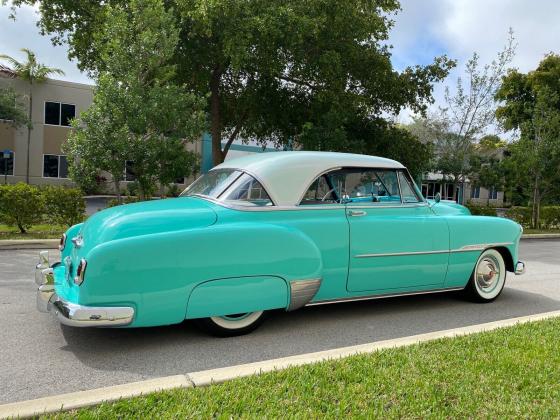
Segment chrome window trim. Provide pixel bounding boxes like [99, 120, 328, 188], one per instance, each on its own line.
[354, 242, 514, 259]
[307, 286, 465, 306]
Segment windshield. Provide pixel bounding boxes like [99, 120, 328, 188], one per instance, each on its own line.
[180, 169, 242, 198]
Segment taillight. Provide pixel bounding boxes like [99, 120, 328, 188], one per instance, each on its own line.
[59, 233, 67, 251]
[74, 259, 87, 285]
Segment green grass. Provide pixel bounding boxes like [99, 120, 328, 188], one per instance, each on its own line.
[45, 318, 560, 419]
[0, 224, 65, 240]
[523, 228, 560, 235]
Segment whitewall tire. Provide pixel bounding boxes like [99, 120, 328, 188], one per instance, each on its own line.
[464, 249, 507, 302]
[194, 311, 267, 337]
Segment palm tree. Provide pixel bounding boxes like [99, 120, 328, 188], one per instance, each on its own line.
[0, 49, 64, 183]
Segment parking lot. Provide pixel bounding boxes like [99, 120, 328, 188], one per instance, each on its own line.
[1, 239, 559, 404]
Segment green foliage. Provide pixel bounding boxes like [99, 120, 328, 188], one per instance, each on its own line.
[42, 185, 85, 227]
[0, 183, 44, 233]
[65, 0, 205, 200]
[0, 87, 29, 128]
[300, 116, 433, 179]
[166, 184, 181, 198]
[106, 196, 140, 208]
[496, 54, 560, 228]
[10, 0, 454, 165]
[465, 203, 497, 216]
[505, 207, 532, 228]
[540, 206, 560, 229]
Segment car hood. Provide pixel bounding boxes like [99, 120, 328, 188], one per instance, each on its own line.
[77, 196, 217, 252]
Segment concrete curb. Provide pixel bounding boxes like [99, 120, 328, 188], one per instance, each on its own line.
[2, 310, 560, 419]
[0, 239, 59, 250]
[521, 233, 560, 239]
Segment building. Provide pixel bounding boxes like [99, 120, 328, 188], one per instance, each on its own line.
[0, 69, 93, 185]
[421, 173, 505, 206]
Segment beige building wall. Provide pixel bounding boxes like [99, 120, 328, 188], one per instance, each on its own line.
[0, 75, 93, 186]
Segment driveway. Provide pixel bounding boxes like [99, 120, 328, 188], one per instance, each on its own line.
[1, 239, 559, 404]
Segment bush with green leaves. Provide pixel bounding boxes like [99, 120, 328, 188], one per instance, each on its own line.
[106, 196, 140, 208]
[0, 183, 44, 233]
[42, 185, 86, 227]
[505, 207, 532, 228]
[465, 203, 497, 217]
[539, 206, 560, 229]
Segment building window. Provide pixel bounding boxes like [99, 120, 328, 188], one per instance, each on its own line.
[43, 155, 68, 178]
[0, 153, 14, 176]
[489, 187, 498, 200]
[44, 102, 76, 126]
[471, 186, 480, 199]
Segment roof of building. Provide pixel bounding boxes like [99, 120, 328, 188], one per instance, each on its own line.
[0, 64, 16, 78]
[215, 151, 404, 206]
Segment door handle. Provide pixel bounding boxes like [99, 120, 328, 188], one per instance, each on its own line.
[347, 210, 366, 217]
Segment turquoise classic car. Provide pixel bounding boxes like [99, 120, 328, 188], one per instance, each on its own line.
[35, 152, 525, 336]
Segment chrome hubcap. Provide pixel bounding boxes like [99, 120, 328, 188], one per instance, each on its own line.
[476, 256, 501, 291]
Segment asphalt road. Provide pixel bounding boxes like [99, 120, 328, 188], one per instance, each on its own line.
[1, 239, 559, 404]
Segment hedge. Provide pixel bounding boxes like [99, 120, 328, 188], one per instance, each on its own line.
[465, 203, 497, 217]
[505, 206, 560, 229]
[0, 183, 85, 233]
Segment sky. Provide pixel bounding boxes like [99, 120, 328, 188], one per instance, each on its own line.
[1, 0, 559, 106]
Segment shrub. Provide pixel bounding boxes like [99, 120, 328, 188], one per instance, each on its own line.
[465, 203, 497, 217]
[166, 184, 181, 198]
[0, 183, 44, 233]
[42, 186, 86, 227]
[540, 206, 560, 229]
[505, 206, 532, 228]
[106, 196, 140, 208]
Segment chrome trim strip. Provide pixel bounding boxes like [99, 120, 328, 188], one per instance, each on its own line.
[354, 242, 514, 259]
[306, 287, 465, 306]
[355, 250, 449, 258]
[288, 278, 322, 311]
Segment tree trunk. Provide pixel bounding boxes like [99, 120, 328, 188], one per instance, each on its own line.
[210, 69, 223, 166]
[26, 85, 33, 184]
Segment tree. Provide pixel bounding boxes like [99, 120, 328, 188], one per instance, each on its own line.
[0, 49, 64, 183]
[470, 135, 506, 206]
[0, 87, 29, 128]
[9, 0, 454, 166]
[65, 0, 205, 200]
[413, 31, 516, 202]
[496, 54, 560, 227]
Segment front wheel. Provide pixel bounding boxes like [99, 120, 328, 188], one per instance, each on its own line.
[464, 249, 507, 302]
[193, 311, 267, 337]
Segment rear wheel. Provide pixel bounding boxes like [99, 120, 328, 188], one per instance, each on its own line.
[194, 311, 266, 337]
[464, 249, 507, 302]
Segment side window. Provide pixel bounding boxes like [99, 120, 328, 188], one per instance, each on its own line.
[343, 169, 401, 204]
[300, 175, 339, 205]
[398, 171, 421, 203]
[221, 173, 273, 206]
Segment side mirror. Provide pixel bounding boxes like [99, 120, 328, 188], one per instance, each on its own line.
[434, 193, 441, 204]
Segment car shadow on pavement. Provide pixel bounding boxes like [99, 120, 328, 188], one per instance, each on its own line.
[56, 286, 560, 378]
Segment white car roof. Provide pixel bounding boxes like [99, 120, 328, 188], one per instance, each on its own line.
[214, 151, 405, 206]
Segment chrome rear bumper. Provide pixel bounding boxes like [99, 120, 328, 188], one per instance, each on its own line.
[35, 251, 134, 327]
[515, 261, 526, 275]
